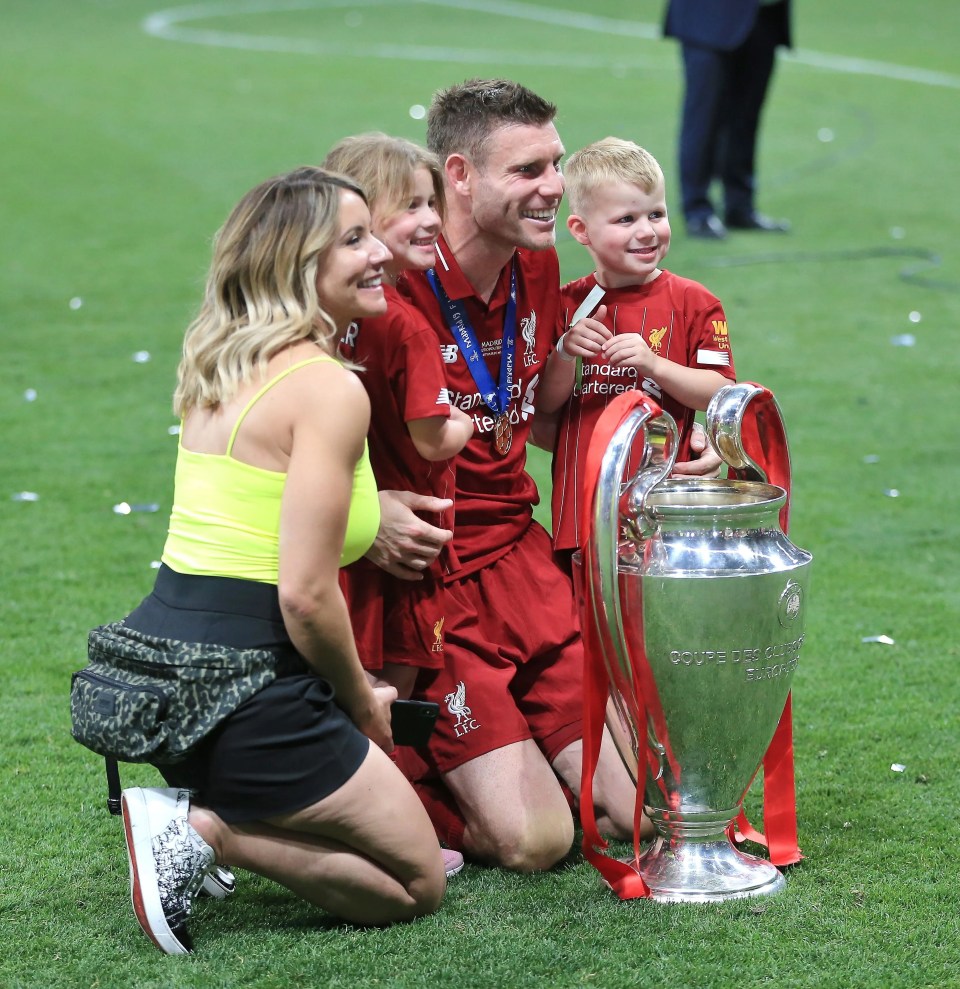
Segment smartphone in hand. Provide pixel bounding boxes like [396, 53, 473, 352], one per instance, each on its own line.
[390, 699, 440, 747]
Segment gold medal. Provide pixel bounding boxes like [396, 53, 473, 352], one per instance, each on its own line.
[493, 413, 513, 456]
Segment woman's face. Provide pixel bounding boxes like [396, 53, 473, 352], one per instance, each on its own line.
[315, 189, 392, 329]
[374, 165, 442, 278]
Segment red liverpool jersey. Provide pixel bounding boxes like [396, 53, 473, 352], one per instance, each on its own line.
[551, 270, 737, 551]
[338, 283, 458, 670]
[401, 237, 563, 576]
[339, 283, 457, 564]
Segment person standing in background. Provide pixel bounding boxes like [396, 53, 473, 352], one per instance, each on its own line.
[663, 0, 792, 240]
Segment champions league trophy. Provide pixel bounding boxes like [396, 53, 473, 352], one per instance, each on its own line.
[578, 383, 812, 903]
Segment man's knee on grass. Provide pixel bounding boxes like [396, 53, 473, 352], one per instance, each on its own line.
[466, 809, 575, 872]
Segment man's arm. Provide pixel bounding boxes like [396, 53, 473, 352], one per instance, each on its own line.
[365, 489, 454, 580]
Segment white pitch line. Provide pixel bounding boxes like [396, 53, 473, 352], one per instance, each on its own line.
[786, 48, 960, 90]
[143, 0, 960, 90]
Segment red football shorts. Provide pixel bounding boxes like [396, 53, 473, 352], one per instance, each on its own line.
[396, 521, 584, 779]
[340, 559, 446, 670]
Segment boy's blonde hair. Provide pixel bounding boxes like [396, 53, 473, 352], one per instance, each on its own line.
[564, 137, 664, 216]
[322, 132, 445, 225]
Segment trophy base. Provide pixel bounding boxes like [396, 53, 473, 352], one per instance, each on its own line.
[629, 837, 785, 903]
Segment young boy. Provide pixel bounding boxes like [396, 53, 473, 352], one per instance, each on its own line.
[538, 137, 737, 553]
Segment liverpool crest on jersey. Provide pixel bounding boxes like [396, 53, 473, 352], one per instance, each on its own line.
[445, 680, 480, 738]
[521, 311, 538, 366]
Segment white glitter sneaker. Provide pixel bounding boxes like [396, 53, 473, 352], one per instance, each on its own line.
[121, 787, 215, 955]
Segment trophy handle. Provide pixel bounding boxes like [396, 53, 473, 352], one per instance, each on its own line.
[623, 413, 680, 544]
[706, 382, 787, 483]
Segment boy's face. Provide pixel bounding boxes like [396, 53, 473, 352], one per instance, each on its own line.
[568, 179, 670, 288]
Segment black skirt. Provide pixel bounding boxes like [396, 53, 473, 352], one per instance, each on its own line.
[124, 565, 369, 822]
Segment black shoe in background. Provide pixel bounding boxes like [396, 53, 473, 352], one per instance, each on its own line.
[725, 211, 790, 232]
[686, 215, 728, 240]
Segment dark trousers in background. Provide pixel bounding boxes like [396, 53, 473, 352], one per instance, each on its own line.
[678, 3, 782, 223]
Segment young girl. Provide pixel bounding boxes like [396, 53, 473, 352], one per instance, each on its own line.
[322, 135, 473, 699]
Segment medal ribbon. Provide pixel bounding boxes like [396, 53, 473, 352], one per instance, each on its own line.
[426, 263, 517, 419]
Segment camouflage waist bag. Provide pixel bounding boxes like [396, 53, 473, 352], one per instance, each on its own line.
[71, 621, 299, 764]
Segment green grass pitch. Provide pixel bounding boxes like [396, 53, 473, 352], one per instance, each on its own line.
[2, 1, 959, 985]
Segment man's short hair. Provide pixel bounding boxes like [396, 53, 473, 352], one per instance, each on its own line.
[564, 137, 664, 216]
[426, 78, 557, 166]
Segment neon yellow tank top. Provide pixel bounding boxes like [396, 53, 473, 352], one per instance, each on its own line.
[161, 356, 380, 582]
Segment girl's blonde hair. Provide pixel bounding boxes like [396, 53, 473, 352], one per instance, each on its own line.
[322, 132, 445, 225]
[564, 137, 664, 216]
[173, 166, 365, 416]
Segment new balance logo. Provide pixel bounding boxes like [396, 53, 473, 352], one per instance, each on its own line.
[436, 388, 451, 406]
[440, 344, 459, 363]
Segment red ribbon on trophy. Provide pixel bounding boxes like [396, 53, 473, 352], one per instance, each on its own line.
[578, 390, 661, 899]
[725, 385, 803, 868]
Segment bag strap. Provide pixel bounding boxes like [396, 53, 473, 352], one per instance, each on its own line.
[105, 757, 122, 816]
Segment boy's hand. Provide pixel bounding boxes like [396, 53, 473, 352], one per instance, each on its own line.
[602, 332, 656, 374]
[672, 423, 723, 478]
[563, 304, 610, 357]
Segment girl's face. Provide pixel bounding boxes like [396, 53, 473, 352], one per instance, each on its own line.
[374, 166, 442, 279]
[315, 189, 392, 330]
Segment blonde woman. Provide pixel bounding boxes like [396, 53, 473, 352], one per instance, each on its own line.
[116, 167, 447, 954]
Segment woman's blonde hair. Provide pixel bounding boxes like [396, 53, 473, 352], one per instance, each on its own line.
[173, 166, 365, 416]
[322, 132, 445, 226]
[564, 137, 664, 216]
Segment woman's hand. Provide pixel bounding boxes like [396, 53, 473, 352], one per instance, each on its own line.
[352, 683, 398, 753]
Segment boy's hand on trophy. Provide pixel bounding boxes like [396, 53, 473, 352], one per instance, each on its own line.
[672, 422, 723, 478]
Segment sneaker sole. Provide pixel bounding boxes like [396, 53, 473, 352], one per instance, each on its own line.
[121, 789, 191, 955]
[200, 866, 236, 899]
[441, 849, 464, 878]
